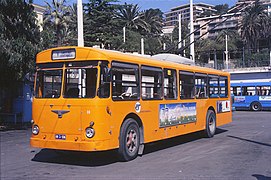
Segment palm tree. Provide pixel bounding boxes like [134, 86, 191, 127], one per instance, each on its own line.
[44, 0, 74, 46]
[115, 3, 147, 32]
[240, 0, 269, 52]
[141, 8, 163, 35]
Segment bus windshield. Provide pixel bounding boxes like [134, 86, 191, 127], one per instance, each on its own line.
[64, 68, 97, 98]
[35, 69, 62, 98]
[35, 62, 101, 99]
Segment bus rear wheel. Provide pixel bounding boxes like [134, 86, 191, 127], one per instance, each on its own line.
[250, 102, 262, 111]
[204, 110, 216, 138]
[118, 118, 140, 161]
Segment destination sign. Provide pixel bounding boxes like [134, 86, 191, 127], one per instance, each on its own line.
[52, 49, 76, 60]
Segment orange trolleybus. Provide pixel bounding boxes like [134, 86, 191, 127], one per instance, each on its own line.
[30, 46, 232, 161]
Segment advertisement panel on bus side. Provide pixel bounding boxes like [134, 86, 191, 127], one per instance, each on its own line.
[159, 103, 197, 127]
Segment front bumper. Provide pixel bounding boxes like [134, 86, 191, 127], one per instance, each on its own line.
[30, 136, 112, 152]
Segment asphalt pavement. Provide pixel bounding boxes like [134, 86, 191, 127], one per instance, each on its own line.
[1, 111, 271, 180]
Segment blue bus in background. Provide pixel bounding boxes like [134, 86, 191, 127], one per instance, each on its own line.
[231, 81, 271, 111]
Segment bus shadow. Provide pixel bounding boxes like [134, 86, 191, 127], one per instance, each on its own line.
[31, 128, 227, 167]
[228, 135, 271, 147]
[31, 149, 119, 167]
[252, 174, 271, 180]
[143, 128, 227, 155]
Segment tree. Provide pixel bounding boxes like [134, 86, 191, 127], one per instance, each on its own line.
[166, 20, 189, 55]
[115, 3, 147, 31]
[141, 8, 163, 35]
[214, 4, 229, 15]
[0, 0, 40, 87]
[195, 30, 242, 66]
[84, 0, 121, 48]
[43, 0, 76, 47]
[240, 0, 270, 52]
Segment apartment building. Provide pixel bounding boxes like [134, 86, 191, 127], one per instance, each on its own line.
[194, 0, 271, 39]
[164, 3, 216, 27]
[194, 12, 241, 39]
[32, 4, 46, 31]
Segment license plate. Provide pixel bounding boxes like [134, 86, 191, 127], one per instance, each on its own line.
[55, 134, 66, 140]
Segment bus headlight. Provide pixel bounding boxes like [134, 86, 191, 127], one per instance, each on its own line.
[32, 125, 39, 135]
[85, 127, 95, 138]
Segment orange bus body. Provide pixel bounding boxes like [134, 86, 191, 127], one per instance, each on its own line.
[30, 46, 232, 155]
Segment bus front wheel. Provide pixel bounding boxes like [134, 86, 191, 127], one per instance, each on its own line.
[204, 110, 216, 138]
[118, 118, 140, 161]
[250, 102, 262, 111]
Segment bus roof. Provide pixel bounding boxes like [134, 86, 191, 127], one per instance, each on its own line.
[36, 46, 229, 76]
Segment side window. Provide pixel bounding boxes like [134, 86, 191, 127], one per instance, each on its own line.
[235, 87, 242, 96]
[232, 86, 242, 96]
[209, 75, 219, 98]
[219, 76, 228, 98]
[243, 86, 256, 96]
[98, 62, 110, 98]
[267, 86, 271, 96]
[179, 71, 194, 99]
[164, 69, 177, 99]
[141, 66, 163, 100]
[195, 73, 208, 98]
[257, 86, 271, 96]
[111, 62, 139, 100]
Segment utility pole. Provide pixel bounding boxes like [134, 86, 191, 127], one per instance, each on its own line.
[141, 38, 144, 55]
[178, 13, 182, 50]
[77, 0, 84, 97]
[189, 0, 195, 61]
[77, 0, 84, 47]
[225, 34, 229, 69]
[123, 27, 126, 43]
[183, 40, 186, 56]
[242, 46, 245, 67]
[163, 43, 166, 51]
[214, 49, 217, 69]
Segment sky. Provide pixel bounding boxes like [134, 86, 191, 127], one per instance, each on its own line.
[33, 0, 239, 12]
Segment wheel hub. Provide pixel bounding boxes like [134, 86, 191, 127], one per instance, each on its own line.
[126, 130, 137, 153]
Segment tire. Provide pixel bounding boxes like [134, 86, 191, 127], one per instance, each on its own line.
[204, 110, 216, 138]
[250, 102, 262, 111]
[118, 118, 140, 161]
